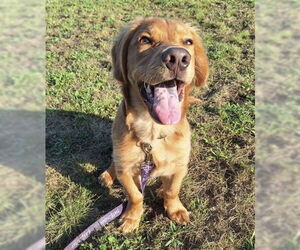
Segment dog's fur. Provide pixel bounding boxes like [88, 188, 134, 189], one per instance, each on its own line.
[100, 17, 209, 233]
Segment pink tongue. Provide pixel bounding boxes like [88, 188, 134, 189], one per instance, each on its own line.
[153, 83, 181, 124]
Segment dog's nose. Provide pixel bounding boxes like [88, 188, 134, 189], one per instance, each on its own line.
[162, 47, 191, 72]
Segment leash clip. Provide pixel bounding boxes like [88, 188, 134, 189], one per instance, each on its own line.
[141, 142, 152, 165]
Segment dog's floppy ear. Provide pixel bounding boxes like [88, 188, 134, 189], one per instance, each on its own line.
[191, 29, 209, 87]
[111, 19, 143, 83]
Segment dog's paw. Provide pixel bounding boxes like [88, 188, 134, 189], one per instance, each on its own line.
[164, 198, 190, 224]
[118, 203, 143, 233]
[188, 96, 202, 105]
[99, 171, 114, 187]
[118, 217, 140, 233]
[169, 209, 190, 224]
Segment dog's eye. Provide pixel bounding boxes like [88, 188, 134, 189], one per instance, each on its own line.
[139, 36, 152, 44]
[183, 39, 193, 45]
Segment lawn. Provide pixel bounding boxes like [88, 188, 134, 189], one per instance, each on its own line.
[46, 0, 255, 249]
[256, 1, 300, 248]
[0, 0, 44, 249]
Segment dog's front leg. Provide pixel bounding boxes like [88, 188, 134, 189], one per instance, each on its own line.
[117, 171, 143, 233]
[99, 163, 116, 187]
[162, 166, 190, 224]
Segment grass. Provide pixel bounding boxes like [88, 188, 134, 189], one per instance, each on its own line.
[255, 0, 300, 248]
[0, 0, 45, 249]
[46, 0, 255, 248]
[0, 165, 44, 247]
[0, 0, 44, 110]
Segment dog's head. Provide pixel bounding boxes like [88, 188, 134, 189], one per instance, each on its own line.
[112, 17, 209, 125]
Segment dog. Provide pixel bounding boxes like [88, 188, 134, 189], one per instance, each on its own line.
[100, 17, 209, 233]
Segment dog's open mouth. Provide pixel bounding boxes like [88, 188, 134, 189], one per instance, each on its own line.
[139, 79, 185, 125]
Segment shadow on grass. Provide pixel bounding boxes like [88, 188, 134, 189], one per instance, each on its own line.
[46, 109, 124, 248]
[46, 108, 113, 192]
[0, 109, 45, 249]
[0, 109, 45, 182]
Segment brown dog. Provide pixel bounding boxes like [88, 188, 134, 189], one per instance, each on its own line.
[100, 17, 209, 233]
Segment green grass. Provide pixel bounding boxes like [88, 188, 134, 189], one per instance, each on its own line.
[0, 166, 44, 247]
[0, 0, 44, 110]
[255, 1, 300, 248]
[0, 0, 45, 249]
[46, 0, 255, 248]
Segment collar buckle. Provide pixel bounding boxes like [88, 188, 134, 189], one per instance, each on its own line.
[141, 142, 153, 164]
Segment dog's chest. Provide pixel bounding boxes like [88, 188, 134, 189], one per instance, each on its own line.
[132, 115, 176, 142]
[132, 117, 191, 176]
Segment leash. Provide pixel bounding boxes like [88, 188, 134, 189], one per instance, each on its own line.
[64, 143, 154, 250]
